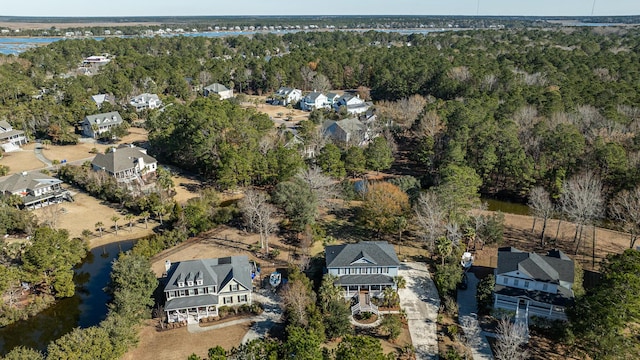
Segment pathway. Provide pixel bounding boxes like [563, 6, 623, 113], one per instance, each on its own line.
[33, 141, 52, 167]
[398, 262, 440, 360]
[457, 271, 494, 360]
[241, 289, 283, 343]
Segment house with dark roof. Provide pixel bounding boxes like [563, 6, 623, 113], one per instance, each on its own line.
[301, 91, 328, 111]
[494, 247, 575, 321]
[203, 83, 234, 100]
[323, 118, 371, 147]
[91, 145, 157, 184]
[325, 241, 400, 315]
[0, 120, 28, 152]
[163, 256, 253, 323]
[0, 172, 70, 209]
[81, 111, 124, 138]
[333, 93, 372, 115]
[272, 87, 302, 106]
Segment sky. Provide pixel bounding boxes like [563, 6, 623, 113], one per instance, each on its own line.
[2, 0, 639, 17]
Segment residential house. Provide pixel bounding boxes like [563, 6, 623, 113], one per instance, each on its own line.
[0, 120, 28, 153]
[323, 118, 370, 147]
[82, 111, 124, 138]
[0, 172, 70, 209]
[204, 83, 234, 100]
[163, 256, 253, 323]
[129, 93, 162, 112]
[83, 55, 110, 65]
[91, 144, 157, 184]
[333, 93, 372, 115]
[90, 94, 111, 109]
[282, 127, 315, 158]
[273, 87, 302, 106]
[325, 241, 400, 314]
[494, 247, 575, 321]
[326, 92, 340, 108]
[300, 91, 328, 111]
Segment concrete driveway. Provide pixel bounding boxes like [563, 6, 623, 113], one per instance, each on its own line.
[457, 271, 494, 360]
[398, 262, 440, 360]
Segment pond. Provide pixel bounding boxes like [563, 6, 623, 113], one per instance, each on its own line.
[482, 198, 531, 216]
[0, 239, 135, 355]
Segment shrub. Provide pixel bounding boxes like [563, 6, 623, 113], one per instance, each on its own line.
[447, 324, 459, 339]
[379, 314, 402, 341]
[443, 296, 459, 317]
[476, 274, 495, 315]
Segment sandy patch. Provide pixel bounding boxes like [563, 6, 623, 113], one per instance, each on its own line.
[0, 144, 45, 174]
[172, 174, 202, 204]
[240, 95, 310, 124]
[122, 319, 250, 360]
[32, 190, 155, 246]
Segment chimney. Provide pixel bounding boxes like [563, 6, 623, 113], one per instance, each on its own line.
[137, 157, 145, 170]
[165, 260, 171, 273]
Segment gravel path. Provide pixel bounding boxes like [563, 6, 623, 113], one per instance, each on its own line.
[398, 262, 440, 360]
[241, 289, 283, 344]
[457, 271, 494, 360]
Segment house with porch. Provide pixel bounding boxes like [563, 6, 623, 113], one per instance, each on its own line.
[0, 120, 28, 153]
[0, 172, 71, 209]
[272, 87, 302, 106]
[300, 91, 328, 111]
[91, 144, 157, 184]
[325, 241, 400, 314]
[129, 93, 162, 111]
[163, 256, 253, 324]
[204, 83, 234, 100]
[494, 247, 575, 322]
[323, 117, 371, 147]
[81, 111, 124, 138]
[333, 93, 372, 115]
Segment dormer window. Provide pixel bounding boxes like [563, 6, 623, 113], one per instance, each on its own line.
[186, 272, 194, 287]
[187, 280, 194, 286]
[177, 273, 184, 287]
[196, 279, 203, 286]
[196, 271, 203, 286]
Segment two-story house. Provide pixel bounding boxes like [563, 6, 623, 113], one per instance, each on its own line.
[300, 91, 328, 111]
[91, 144, 157, 184]
[333, 93, 372, 115]
[129, 93, 162, 111]
[323, 118, 370, 147]
[494, 247, 575, 321]
[204, 83, 234, 100]
[273, 87, 302, 106]
[325, 241, 400, 311]
[163, 256, 253, 324]
[0, 171, 70, 209]
[0, 120, 28, 152]
[82, 111, 124, 138]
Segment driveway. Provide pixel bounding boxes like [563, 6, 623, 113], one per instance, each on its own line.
[457, 271, 494, 360]
[398, 262, 440, 360]
[241, 288, 283, 344]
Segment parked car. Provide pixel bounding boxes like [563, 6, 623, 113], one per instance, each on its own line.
[458, 273, 468, 290]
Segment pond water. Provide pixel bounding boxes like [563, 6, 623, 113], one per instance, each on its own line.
[0, 239, 135, 355]
[483, 198, 531, 216]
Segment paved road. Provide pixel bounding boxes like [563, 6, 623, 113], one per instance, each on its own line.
[241, 288, 283, 344]
[457, 271, 494, 360]
[398, 262, 440, 360]
[33, 142, 52, 167]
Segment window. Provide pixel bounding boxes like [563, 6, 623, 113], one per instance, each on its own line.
[178, 281, 185, 288]
[238, 295, 247, 302]
[196, 279, 203, 286]
[223, 296, 233, 304]
[187, 280, 194, 287]
[502, 277, 508, 285]
[514, 279, 519, 287]
[230, 284, 238, 291]
[524, 281, 530, 289]
[542, 283, 548, 291]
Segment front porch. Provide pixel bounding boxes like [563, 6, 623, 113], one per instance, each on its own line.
[166, 305, 218, 324]
[494, 293, 567, 321]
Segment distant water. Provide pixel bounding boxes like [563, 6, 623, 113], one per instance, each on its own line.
[0, 28, 452, 55]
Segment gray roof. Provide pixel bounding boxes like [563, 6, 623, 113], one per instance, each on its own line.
[323, 118, 367, 141]
[204, 83, 230, 92]
[0, 172, 61, 194]
[496, 247, 574, 284]
[165, 294, 219, 311]
[303, 91, 325, 102]
[91, 94, 107, 105]
[325, 241, 400, 268]
[0, 129, 25, 141]
[0, 120, 13, 131]
[494, 285, 573, 307]
[84, 111, 123, 126]
[164, 256, 252, 293]
[335, 274, 395, 286]
[130, 93, 160, 104]
[91, 146, 156, 174]
[276, 87, 299, 96]
[326, 92, 339, 99]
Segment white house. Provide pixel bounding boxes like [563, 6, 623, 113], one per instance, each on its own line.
[300, 91, 328, 111]
[82, 55, 110, 65]
[129, 93, 162, 112]
[333, 93, 372, 115]
[82, 111, 124, 138]
[494, 247, 575, 321]
[0, 172, 70, 209]
[163, 256, 253, 324]
[91, 145, 157, 184]
[325, 241, 400, 315]
[203, 83, 234, 100]
[273, 87, 302, 106]
[0, 120, 28, 152]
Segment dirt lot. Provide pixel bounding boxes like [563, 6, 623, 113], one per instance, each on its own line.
[0, 144, 44, 173]
[122, 319, 250, 360]
[240, 95, 311, 124]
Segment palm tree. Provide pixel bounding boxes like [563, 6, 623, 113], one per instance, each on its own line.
[153, 205, 166, 226]
[95, 222, 104, 237]
[140, 211, 150, 229]
[124, 213, 135, 232]
[81, 229, 93, 240]
[111, 215, 120, 235]
[393, 276, 407, 290]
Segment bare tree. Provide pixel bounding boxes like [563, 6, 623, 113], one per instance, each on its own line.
[300, 66, 317, 91]
[295, 167, 339, 209]
[311, 74, 331, 92]
[560, 171, 604, 257]
[528, 186, 555, 245]
[414, 192, 445, 251]
[460, 315, 481, 351]
[468, 202, 488, 250]
[610, 186, 640, 249]
[377, 95, 427, 132]
[239, 189, 277, 253]
[494, 317, 529, 360]
[281, 278, 312, 327]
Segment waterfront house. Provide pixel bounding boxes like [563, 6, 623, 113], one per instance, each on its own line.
[163, 256, 253, 324]
[203, 83, 234, 100]
[91, 145, 157, 184]
[494, 247, 574, 321]
[81, 111, 124, 138]
[0, 172, 70, 209]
